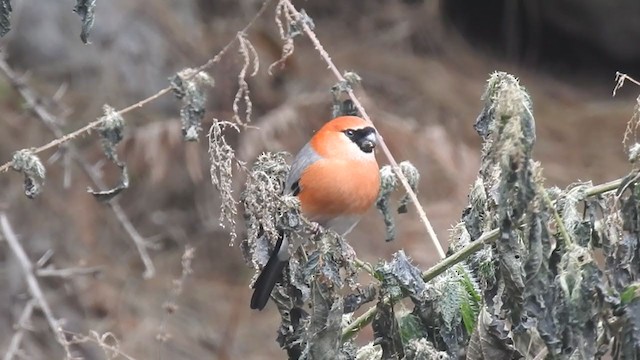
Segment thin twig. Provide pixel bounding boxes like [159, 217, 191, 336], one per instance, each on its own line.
[157, 245, 195, 360]
[61, 330, 138, 360]
[0, 0, 274, 174]
[4, 299, 36, 360]
[0, 57, 157, 278]
[36, 266, 102, 278]
[341, 175, 624, 340]
[613, 72, 640, 96]
[282, 0, 445, 259]
[0, 214, 67, 349]
[353, 258, 377, 279]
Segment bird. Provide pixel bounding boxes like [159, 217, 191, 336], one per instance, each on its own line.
[250, 115, 381, 310]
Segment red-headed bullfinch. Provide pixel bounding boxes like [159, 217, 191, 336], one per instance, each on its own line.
[250, 116, 381, 310]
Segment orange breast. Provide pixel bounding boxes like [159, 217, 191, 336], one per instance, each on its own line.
[297, 158, 380, 222]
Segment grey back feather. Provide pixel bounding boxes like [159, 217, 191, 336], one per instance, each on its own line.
[285, 142, 321, 195]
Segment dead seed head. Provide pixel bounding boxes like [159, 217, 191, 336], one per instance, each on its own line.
[242, 152, 290, 251]
[208, 120, 241, 244]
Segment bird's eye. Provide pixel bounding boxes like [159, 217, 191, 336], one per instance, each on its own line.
[344, 129, 355, 138]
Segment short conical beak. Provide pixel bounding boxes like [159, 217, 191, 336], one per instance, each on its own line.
[360, 132, 377, 153]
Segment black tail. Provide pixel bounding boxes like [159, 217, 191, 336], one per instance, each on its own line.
[250, 237, 288, 310]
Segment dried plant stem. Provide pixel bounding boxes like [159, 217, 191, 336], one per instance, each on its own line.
[0, 214, 66, 349]
[4, 299, 36, 360]
[353, 258, 377, 278]
[542, 188, 573, 246]
[282, 0, 445, 259]
[0, 0, 274, 174]
[0, 57, 156, 278]
[342, 295, 387, 341]
[342, 176, 624, 340]
[585, 178, 622, 197]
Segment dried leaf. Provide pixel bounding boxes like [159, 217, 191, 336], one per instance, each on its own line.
[404, 338, 449, 360]
[169, 69, 214, 141]
[87, 163, 129, 201]
[376, 165, 398, 242]
[303, 246, 342, 290]
[397, 161, 419, 214]
[556, 245, 605, 359]
[305, 286, 344, 360]
[466, 307, 522, 360]
[373, 300, 404, 360]
[344, 285, 376, 314]
[73, 0, 96, 44]
[461, 178, 488, 241]
[379, 251, 428, 301]
[0, 0, 11, 37]
[11, 149, 45, 199]
[88, 105, 128, 201]
[96, 105, 124, 163]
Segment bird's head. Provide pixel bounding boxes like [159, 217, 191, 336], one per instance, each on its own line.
[311, 116, 378, 161]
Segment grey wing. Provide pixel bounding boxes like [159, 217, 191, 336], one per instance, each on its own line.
[285, 142, 321, 196]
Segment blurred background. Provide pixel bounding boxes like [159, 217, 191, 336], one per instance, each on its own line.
[0, 0, 639, 358]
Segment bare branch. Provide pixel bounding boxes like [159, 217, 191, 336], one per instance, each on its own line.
[62, 330, 138, 360]
[0, 214, 67, 350]
[0, 0, 274, 174]
[36, 266, 102, 279]
[3, 299, 36, 360]
[156, 245, 195, 359]
[0, 57, 156, 278]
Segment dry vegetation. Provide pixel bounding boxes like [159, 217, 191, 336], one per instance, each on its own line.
[0, 0, 639, 359]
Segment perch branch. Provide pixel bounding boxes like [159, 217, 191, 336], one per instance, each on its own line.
[0, 214, 66, 349]
[342, 175, 625, 340]
[0, 0, 274, 174]
[281, 0, 445, 259]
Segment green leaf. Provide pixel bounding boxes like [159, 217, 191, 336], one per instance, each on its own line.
[621, 283, 640, 305]
[398, 313, 426, 344]
[458, 266, 481, 335]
